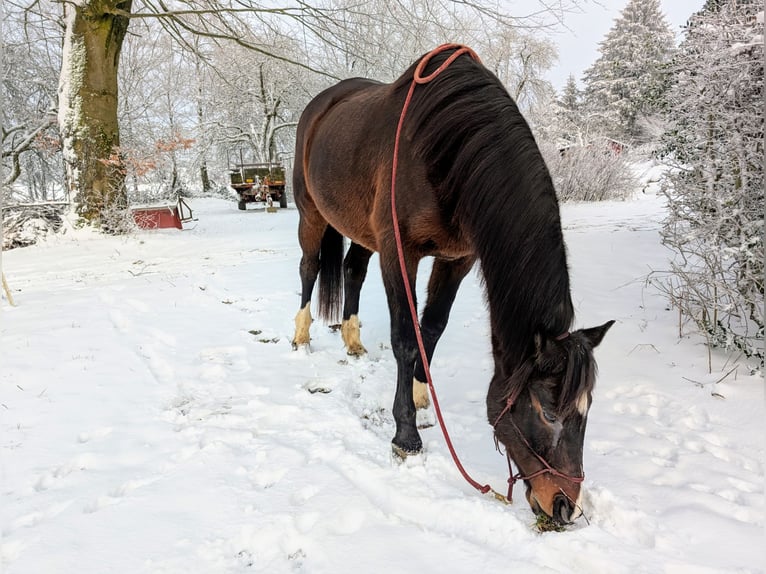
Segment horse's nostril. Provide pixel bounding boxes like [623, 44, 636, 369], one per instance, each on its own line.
[553, 494, 574, 524]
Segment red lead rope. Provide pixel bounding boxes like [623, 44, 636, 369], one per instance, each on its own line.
[389, 44, 510, 501]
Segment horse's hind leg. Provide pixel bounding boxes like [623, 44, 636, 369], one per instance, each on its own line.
[341, 242, 373, 356]
[292, 213, 326, 349]
[412, 256, 475, 409]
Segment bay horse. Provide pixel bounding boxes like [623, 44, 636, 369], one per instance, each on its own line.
[291, 45, 613, 525]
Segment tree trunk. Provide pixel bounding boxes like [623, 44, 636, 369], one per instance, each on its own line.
[199, 162, 211, 193]
[194, 47, 212, 194]
[58, 1, 132, 227]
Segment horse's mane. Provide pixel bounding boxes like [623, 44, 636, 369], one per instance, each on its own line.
[393, 49, 574, 368]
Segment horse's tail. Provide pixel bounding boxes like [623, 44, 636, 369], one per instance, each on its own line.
[318, 225, 344, 323]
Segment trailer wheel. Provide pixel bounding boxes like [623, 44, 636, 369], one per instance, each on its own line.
[279, 193, 288, 208]
[238, 199, 247, 211]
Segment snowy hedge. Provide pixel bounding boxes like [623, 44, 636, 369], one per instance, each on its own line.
[656, 1, 764, 366]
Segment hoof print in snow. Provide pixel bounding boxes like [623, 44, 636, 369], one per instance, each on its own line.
[360, 407, 388, 427]
[303, 381, 332, 394]
[236, 550, 254, 568]
[250, 330, 280, 344]
[416, 409, 435, 429]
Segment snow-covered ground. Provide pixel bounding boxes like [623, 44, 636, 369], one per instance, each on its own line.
[1, 182, 763, 573]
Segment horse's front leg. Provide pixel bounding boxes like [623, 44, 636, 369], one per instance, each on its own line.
[341, 242, 373, 356]
[412, 256, 476, 409]
[381, 250, 422, 457]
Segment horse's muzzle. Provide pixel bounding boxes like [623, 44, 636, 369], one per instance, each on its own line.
[527, 485, 581, 525]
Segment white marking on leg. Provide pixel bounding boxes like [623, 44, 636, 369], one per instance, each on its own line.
[412, 378, 431, 410]
[293, 304, 313, 347]
[341, 315, 366, 356]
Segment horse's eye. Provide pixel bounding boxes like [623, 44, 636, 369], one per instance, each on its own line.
[542, 409, 557, 424]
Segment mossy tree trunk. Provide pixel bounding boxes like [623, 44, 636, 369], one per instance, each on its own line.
[58, 1, 132, 228]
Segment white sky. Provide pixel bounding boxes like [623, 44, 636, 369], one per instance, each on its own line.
[546, 0, 705, 90]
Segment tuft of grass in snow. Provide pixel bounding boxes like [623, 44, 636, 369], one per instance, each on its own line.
[533, 514, 567, 534]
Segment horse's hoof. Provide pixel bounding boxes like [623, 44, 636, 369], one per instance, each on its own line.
[391, 442, 422, 461]
[341, 316, 366, 356]
[292, 341, 310, 353]
[346, 344, 367, 357]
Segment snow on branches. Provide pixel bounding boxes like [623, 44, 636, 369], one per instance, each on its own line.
[656, 1, 764, 367]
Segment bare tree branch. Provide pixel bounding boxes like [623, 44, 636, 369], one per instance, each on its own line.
[2, 115, 57, 187]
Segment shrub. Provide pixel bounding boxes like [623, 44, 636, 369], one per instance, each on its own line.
[541, 142, 639, 202]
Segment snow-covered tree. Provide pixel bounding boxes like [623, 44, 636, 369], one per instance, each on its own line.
[530, 76, 578, 144]
[657, 1, 764, 365]
[554, 74, 584, 143]
[1, 3, 62, 202]
[582, 0, 676, 141]
[202, 38, 308, 167]
[479, 28, 558, 114]
[559, 75, 580, 115]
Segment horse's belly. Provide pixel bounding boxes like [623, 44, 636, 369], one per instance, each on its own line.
[305, 145, 383, 251]
[307, 180, 379, 251]
[331, 218, 379, 252]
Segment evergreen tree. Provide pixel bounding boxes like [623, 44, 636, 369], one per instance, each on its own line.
[559, 74, 580, 113]
[555, 74, 584, 143]
[582, 0, 676, 141]
[657, 0, 764, 364]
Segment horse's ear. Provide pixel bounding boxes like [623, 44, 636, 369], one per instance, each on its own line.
[580, 320, 615, 348]
[534, 332, 566, 373]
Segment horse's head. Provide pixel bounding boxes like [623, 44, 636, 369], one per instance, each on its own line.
[488, 320, 614, 525]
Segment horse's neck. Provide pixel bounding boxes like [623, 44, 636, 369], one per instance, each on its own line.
[471, 191, 573, 369]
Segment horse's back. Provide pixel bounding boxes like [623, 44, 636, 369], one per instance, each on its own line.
[294, 77, 383, 197]
[295, 77, 400, 250]
[300, 77, 382, 122]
